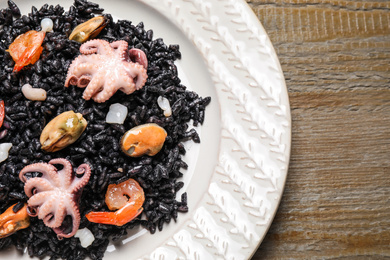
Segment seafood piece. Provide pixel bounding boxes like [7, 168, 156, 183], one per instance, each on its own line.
[0, 130, 8, 140]
[86, 178, 144, 226]
[120, 123, 167, 157]
[105, 103, 128, 124]
[22, 83, 47, 101]
[75, 228, 95, 248]
[129, 48, 148, 69]
[64, 39, 148, 103]
[19, 158, 91, 239]
[157, 96, 172, 117]
[40, 111, 87, 152]
[0, 203, 30, 238]
[7, 30, 45, 72]
[0, 143, 12, 163]
[0, 100, 4, 128]
[69, 16, 108, 43]
[41, 18, 53, 32]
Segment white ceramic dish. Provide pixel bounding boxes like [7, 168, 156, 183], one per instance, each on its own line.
[0, 0, 291, 259]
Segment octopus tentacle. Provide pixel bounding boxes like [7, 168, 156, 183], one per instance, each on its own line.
[65, 62, 99, 87]
[71, 63, 97, 77]
[19, 163, 60, 187]
[37, 196, 61, 228]
[117, 69, 136, 94]
[27, 206, 38, 217]
[65, 56, 91, 87]
[24, 177, 54, 197]
[123, 62, 147, 90]
[111, 40, 129, 60]
[77, 75, 92, 88]
[82, 72, 105, 101]
[134, 64, 148, 90]
[93, 85, 116, 103]
[27, 191, 54, 209]
[49, 158, 73, 188]
[65, 54, 103, 84]
[43, 199, 66, 229]
[54, 200, 80, 239]
[129, 48, 148, 69]
[92, 76, 119, 103]
[80, 39, 113, 56]
[69, 163, 91, 193]
[65, 75, 78, 87]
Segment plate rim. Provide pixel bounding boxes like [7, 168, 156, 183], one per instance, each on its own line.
[138, 0, 291, 259]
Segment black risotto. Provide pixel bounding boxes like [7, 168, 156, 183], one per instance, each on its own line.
[0, 0, 210, 259]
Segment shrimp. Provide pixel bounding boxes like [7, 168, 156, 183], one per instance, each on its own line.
[85, 178, 144, 226]
[0, 100, 4, 128]
[7, 30, 45, 72]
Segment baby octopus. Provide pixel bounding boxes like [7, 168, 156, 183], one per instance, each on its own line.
[65, 39, 148, 103]
[19, 158, 91, 239]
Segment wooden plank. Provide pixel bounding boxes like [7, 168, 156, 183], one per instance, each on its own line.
[248, 0, 390, 258]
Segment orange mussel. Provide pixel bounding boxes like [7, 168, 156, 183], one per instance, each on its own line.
[7, 30, 45, 72]
[86, 178, 144, 226]
[0, 203, 30, 238]
[120, 123, 167, 157]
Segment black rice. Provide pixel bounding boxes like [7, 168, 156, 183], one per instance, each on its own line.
[0, 0, 210, 259]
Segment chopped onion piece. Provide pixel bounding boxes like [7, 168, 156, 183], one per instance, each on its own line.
[41, 18, 53, 32]
[22, 84, 47, 101]
[75, 228, 94, 248]
[157, 96, 172, 117]
[0, 143, 12, 163]
[105, 103, 128, 124]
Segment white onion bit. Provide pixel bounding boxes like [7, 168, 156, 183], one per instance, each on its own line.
[41, 18, 53, 32]
[22, 84, 47, 101]
[0, 143, 12, 163]
[157, 96, 172, 117]
[105, 103, 128, 124]
[75, 228, 95, 248]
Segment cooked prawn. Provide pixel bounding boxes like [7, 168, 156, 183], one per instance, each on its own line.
[85, 178, 144, 226]
[0, 100, 4, 128]
[7, 30, 45, 72]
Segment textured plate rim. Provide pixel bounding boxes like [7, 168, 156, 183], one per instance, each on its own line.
[138, 0, 291, 259]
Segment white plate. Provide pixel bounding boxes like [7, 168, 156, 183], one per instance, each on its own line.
[1, 0, 291, 259]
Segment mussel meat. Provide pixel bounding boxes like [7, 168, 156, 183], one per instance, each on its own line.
[40, 111, 87, 152]
[0, 203, 30, 239]
[120, 123, 167, 157]
[69, 16, 108, 43]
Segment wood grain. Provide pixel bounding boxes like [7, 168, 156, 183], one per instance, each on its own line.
[247, 0, 390, 259]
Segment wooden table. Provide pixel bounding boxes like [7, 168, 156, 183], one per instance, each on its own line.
[247, 0, 390, 259]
